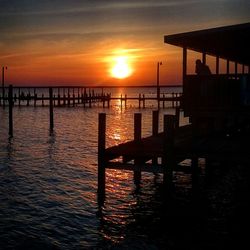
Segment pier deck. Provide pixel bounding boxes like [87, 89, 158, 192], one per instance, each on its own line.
[97, 110, 250, 204]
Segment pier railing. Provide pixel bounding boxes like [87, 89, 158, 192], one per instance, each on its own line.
[0, 86, 182, 109]
[184, 74, 250, 116]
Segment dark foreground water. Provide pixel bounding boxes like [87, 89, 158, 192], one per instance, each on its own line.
[1, 87, 250, 249]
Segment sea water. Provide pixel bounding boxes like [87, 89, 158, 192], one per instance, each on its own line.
[0, 86, 205, 250]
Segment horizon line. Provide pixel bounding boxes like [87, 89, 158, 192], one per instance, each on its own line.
[4, 84, 183, 89]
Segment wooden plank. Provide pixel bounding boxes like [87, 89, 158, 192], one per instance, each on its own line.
[106, 162, 193, 174]
[106, 162, 164, 173]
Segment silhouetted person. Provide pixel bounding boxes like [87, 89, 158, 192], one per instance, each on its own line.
[195, 59, 211, 75]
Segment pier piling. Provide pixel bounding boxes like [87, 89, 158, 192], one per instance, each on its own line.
[49, 87, 54, 132]
[98, 113, 106, 204]
[163, 115, 175, 188]
[8, 85, 13, 137]
[152, 110, 159, 165]
[134, 113, 142, 184]
[152, 110, 159, 136]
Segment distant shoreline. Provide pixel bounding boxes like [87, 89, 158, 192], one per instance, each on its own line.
[5, 84, 182, 89]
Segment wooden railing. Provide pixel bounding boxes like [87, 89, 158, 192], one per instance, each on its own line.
[183, 74, 250, 115]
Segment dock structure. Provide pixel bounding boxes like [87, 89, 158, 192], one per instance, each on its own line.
[0, 86, 182, 109]
[165, 22, 250, 133]
[98, 23, 250, 204]
[98, 109, 193, 203]
[98, 109, 250, 204]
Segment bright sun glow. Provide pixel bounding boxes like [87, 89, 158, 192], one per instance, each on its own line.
[111, 56, 132, 79]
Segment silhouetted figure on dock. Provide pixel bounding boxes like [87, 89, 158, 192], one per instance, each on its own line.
[195, 59, 211, 75]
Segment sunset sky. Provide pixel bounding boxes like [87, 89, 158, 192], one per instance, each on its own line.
[1, 0, 249, 86]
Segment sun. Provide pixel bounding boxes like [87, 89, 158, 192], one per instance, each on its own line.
[111, 56, 132, 79]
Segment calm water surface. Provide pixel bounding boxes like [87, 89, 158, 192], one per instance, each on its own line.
[0, 87, 206, 249]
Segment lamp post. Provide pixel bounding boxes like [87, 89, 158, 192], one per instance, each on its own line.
[156, 62, 162, 109]
[2, 66, 7, 108]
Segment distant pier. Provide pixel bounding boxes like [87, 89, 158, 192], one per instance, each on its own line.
[1, 85, 182, 137]
[0, 85, 182, 109]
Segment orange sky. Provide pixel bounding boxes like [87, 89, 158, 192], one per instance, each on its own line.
[1, 1, 249, 86]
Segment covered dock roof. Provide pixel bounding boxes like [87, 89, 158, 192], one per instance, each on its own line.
[164, 23, 250, 66]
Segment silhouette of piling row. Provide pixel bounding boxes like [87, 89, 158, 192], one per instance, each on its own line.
[0, 86, 182, 109]
[2, 85, 182, 138]
[0, 86, 111, 108]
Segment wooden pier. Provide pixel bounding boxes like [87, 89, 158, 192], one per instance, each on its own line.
[97, 109, 191, 203]
[0, 86, 182, 109]
[97, 109, 250, 204]
[1, 85, 182, 138]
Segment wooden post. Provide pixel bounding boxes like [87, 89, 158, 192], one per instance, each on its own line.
[89, 93, 92, 108]
[152, 110, 159, 136]
[27, 92, 29, 106]
[139, 94, 141, 109]
[175, 107, 180, 128]
[62, 90, 64, 106]
[83, 88, 86, 107]
[58, 94, 61, 106]
[73, 94, 75, 107]
[8, 85, 13, 137]
[18, 88, 21, 106]
[163, 115, 175, 188]
[134, 113, 142, 184]
[156, 62, 162, 109]
[142, 94, 145, 108]
[68, 88, 70, 106]
[175, 93, 178, 107]
[49, 87, 54, 132]
[98, 113, 106, 204]
[108, 94, 110, 108]
[2, 67, 6, 108]
[125, 94, 127, 108]
[102, 94, 105, 108]
[33, 88, 36, 107]
[63, 89, 65, 106]
[152, 110, 159, 166]
[42, 94, 44, 107]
